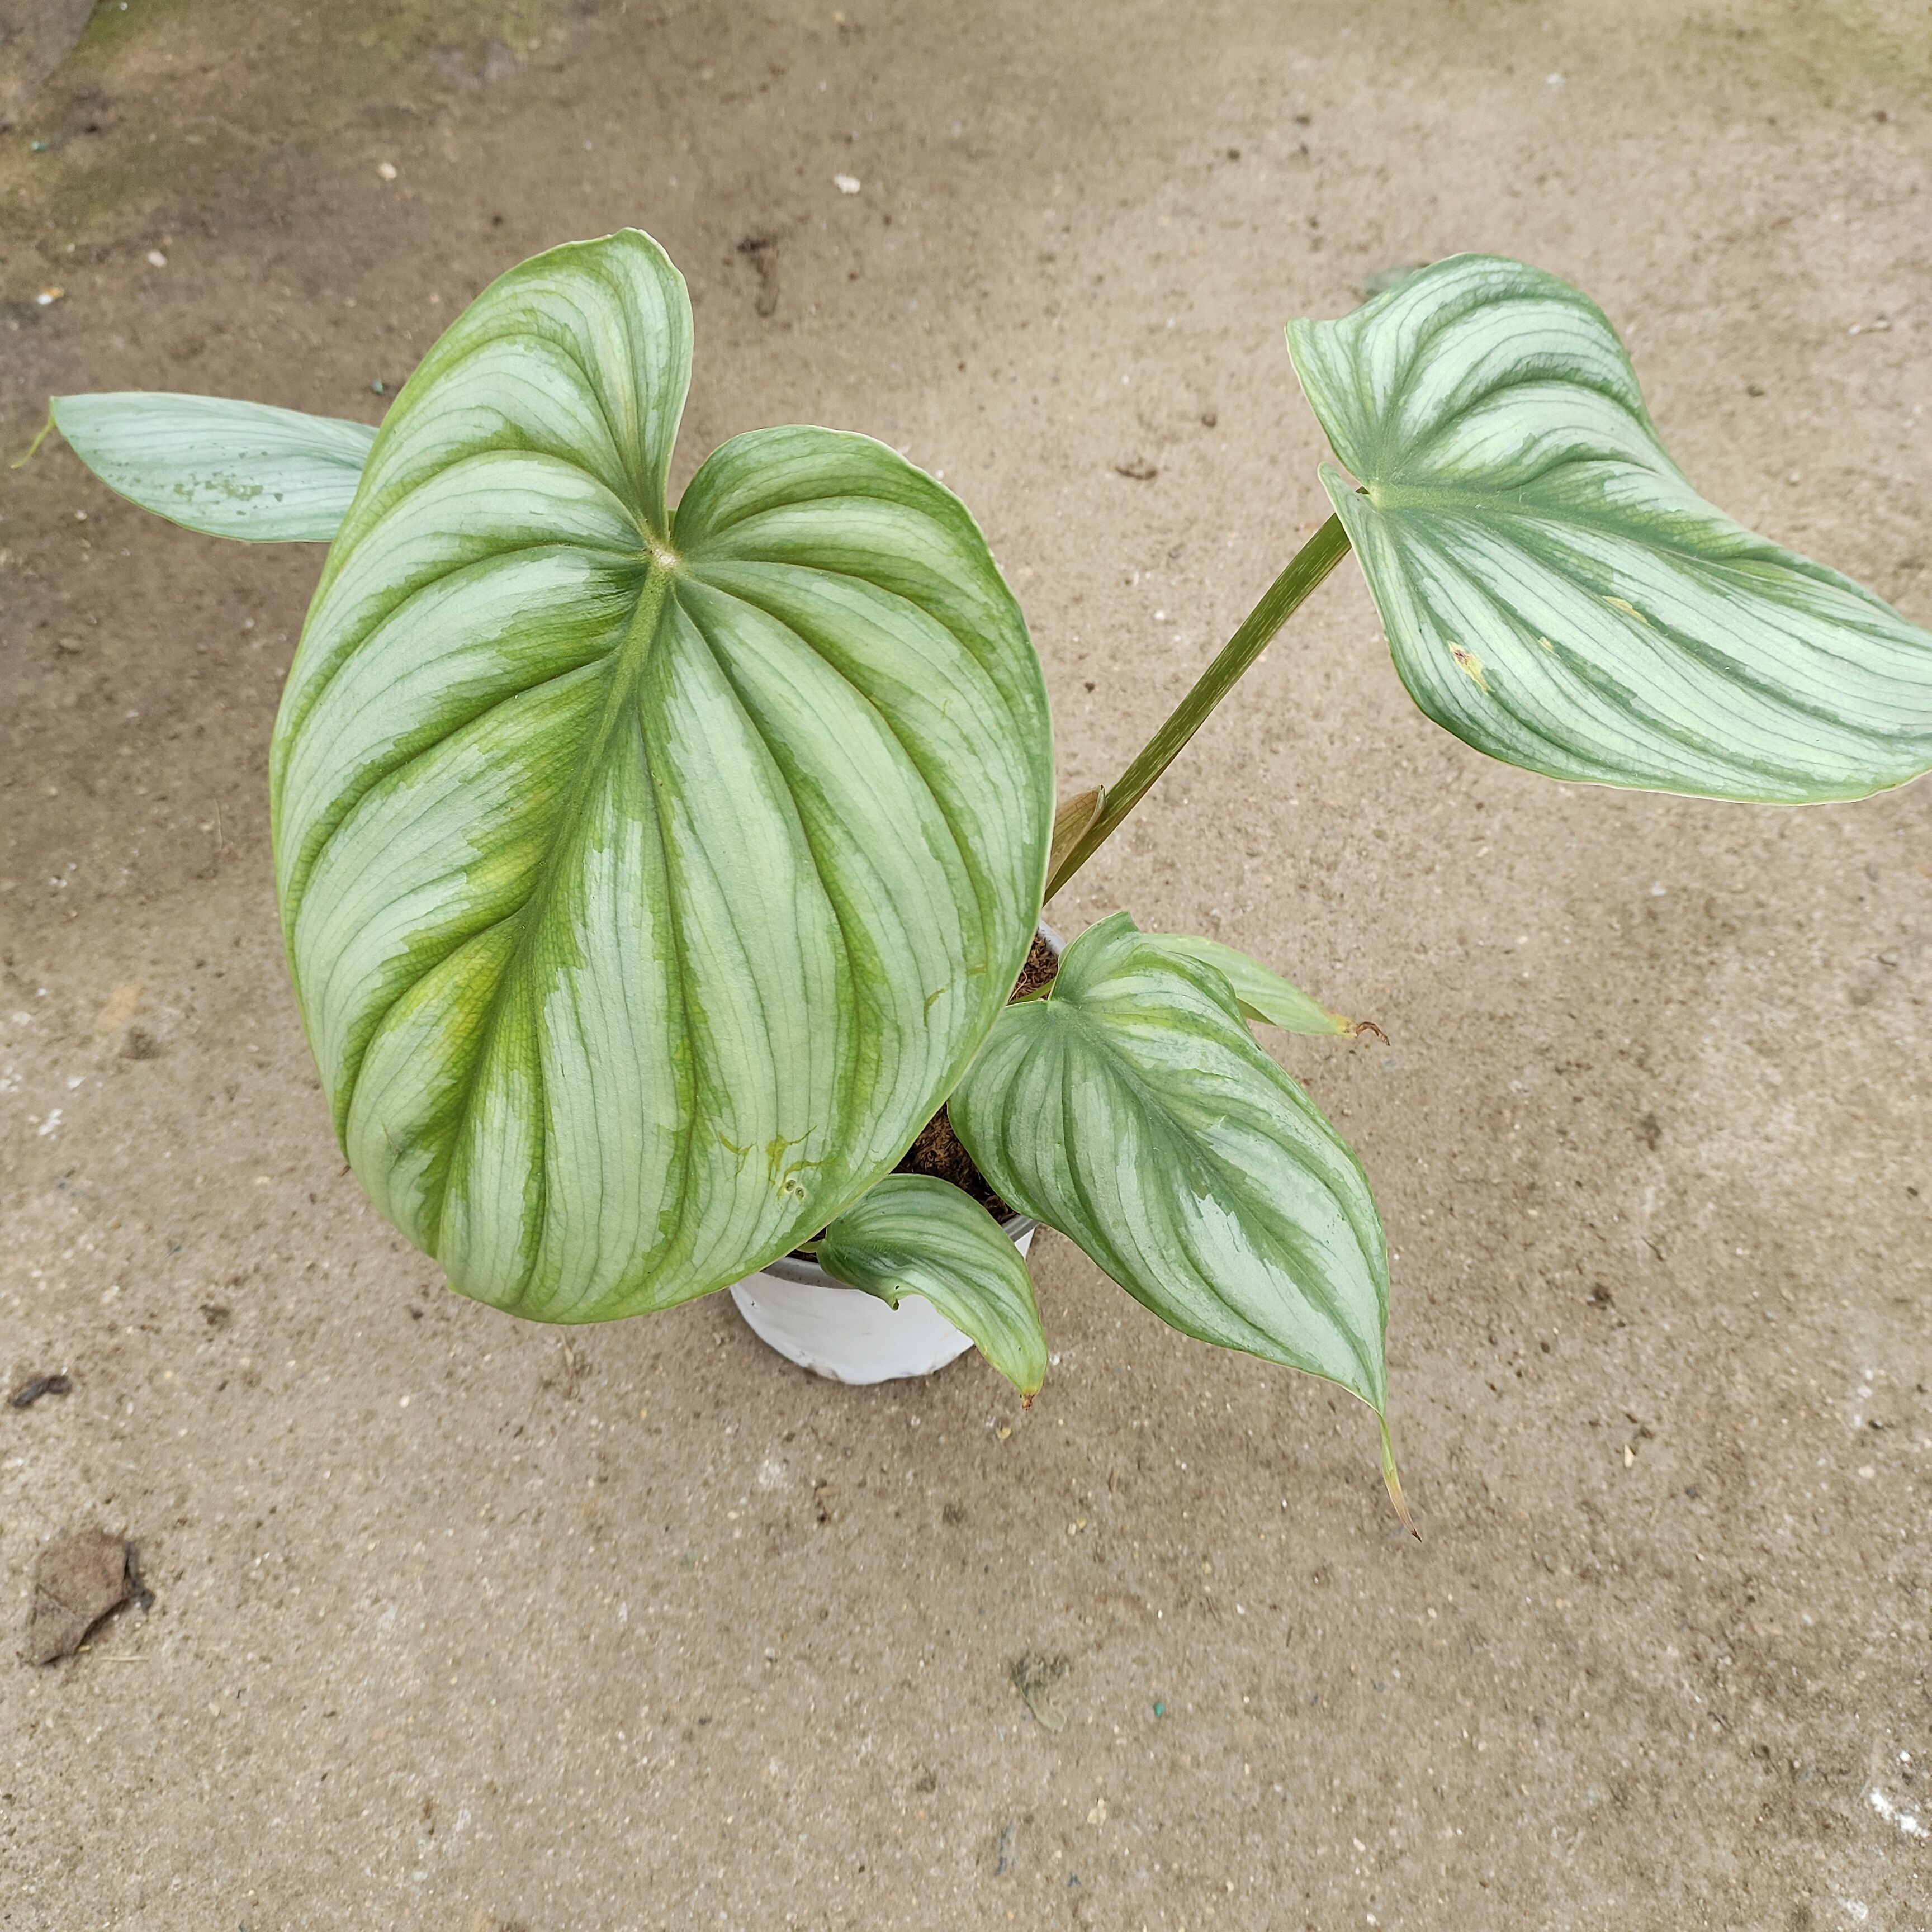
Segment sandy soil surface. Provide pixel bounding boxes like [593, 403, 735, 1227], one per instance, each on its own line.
[2, 2, 1929, 1926]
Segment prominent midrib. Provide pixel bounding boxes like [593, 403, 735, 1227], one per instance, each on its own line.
[552, 552, 678, 849]
[418, 554, 678, 1251]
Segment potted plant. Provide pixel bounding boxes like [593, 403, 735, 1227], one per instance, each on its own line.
[26, 232, 1930, 1528]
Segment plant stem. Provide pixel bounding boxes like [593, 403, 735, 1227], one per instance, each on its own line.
[1045, 512, 1352, 901]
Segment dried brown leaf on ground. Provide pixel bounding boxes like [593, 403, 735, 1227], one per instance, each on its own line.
[1010, 1651, 1069, 1732]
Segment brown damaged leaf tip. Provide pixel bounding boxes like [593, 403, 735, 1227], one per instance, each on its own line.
[1349, 1017, 1389, 1044]
[1385, 1469, 1420, 1541]
[1380, 1419, 1420, 1541]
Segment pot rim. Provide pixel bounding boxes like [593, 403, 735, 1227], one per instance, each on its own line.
[760, 917, 1061, 1289]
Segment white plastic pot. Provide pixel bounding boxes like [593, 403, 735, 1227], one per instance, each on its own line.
[728, 1219, 1038, 1385]
[730, 922, 1060, 1385]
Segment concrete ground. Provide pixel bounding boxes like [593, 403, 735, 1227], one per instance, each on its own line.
[2, 2, 1928, 1926]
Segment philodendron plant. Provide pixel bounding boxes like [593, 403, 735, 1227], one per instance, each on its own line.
[28, 232, 1931, 1526]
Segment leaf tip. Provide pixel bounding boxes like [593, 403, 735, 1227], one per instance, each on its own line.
[10, 410, 54, 472]
[1380, 1417, 1420, 1541]
[1349, 1017, 1390, 1045]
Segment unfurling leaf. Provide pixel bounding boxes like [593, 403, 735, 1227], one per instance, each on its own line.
[1287, 254, 1932, 803]
[1143, 931, 1362, 1036]
[272, 230, 1053, 1320]
[949, 913, 1389, 1414]
[1048, 786, 1104, 883]
[49, 392, 377, 541]
[818, 1175, 1048, 1399]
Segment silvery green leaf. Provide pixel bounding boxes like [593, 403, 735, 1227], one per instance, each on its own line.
[948, 913, 1389, 1414]
[271, 230, 1053, 1321]
[1144, 932, 1359, 1036]
[49, 392, 376, 541]
[1287, 254, 1932, 803]
[818, 1175, 1048, 1399]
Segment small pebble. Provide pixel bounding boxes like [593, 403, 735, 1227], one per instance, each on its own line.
[10, 1372, 72, 1409]
[26, 1530, 132, 1664]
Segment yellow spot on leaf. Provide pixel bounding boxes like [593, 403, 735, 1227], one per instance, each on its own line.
[1603, 595, 1647, 624]
[764, 1133, 807, 1186]
[1535, 635, 1555, 653]
[1447, 642, 1489, 692]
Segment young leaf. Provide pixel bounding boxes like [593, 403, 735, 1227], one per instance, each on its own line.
[1143, 931, 1360, 1036]
[48, 392, 377, 541]
[948, 913, 1389, 1414]
[271, 230, 1053, 1322]
[1047, 787, 1104, 883]
[818, 1175, 1049, 1399]
[1287, 254, 1932, 803]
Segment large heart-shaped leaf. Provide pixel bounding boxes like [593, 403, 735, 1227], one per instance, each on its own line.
[48, 392, 376, 541]
[1287, 254, 1932, 802]
[948, 913, 1389, 1413]
[271, 230, 1053, 1321]
[818, 1175, 1048, 1399]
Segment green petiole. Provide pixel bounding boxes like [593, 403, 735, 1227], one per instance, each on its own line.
[1044, 512, 1353, 901]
